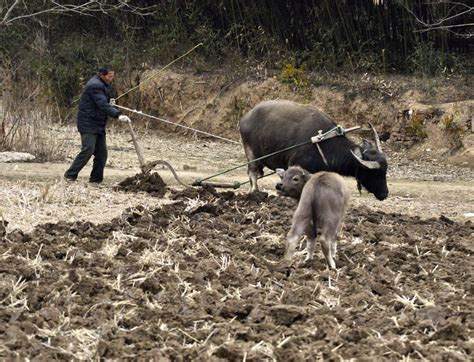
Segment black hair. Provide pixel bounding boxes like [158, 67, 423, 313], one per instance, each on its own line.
[98, 65, 113, 75]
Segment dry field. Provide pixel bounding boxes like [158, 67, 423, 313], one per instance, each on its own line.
[0, 126, 473, 360]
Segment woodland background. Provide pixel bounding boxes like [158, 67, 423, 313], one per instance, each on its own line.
[0, 0, 472, 158]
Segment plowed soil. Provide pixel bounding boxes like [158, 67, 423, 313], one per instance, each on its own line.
[1, 179, 472, 360]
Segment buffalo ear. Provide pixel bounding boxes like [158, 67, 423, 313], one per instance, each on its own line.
[361, 139, 372, 149]
[350, 149, 382, 169]
[352, 147, 363, 158]
[275, 168, 285, 179]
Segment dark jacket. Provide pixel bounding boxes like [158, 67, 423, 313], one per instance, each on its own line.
[77, 75, 120, 134]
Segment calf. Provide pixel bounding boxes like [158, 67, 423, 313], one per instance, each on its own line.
[276, 166, 350, 269]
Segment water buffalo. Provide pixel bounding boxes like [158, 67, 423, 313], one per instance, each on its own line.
[276, 166, 349, 269]
[239, 100, 388, 200]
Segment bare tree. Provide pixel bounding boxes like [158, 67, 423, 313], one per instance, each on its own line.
[398, 1, 473, 39]
[1, 0, 157, 27]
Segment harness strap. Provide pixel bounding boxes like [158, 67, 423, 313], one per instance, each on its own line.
[315, 143, 328, 166]
[311, 125, 361, 166]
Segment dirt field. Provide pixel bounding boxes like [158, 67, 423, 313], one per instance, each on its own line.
[1, 126, 473, 360]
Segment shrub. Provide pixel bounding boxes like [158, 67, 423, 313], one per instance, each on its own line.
[405, 112, 427, 139]
[278, 63, 312, 98]
[441, 112, 466, 136]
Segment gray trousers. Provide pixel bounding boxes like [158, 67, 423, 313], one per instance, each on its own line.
[64, 133, 107, 183]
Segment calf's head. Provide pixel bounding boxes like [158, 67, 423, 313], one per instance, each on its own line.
[275, 166, 311, 200]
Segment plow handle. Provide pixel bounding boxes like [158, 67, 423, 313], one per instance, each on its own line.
[127, 121, 147, 170]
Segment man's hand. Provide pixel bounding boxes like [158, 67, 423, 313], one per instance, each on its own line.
[118, 115, 131, 123]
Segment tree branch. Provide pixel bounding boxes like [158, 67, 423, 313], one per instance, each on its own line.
[1, 0, 157, 27]
[2, 0, 21, 24]
[397, 0, 473, 38]
[414, 23, 474, 38]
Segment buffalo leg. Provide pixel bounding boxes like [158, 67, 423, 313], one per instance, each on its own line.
[248, 164, 263, 193]
[248, 168, 259, 192]
[244, 146, 263, 192]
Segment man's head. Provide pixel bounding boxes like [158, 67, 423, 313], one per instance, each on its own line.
[98, 65, 115, 84]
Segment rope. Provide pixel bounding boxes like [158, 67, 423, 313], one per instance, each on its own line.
[111, 43, 240, 145]
[115, 43, 203, 101]
[193, 139, 313, 185]
[235, 170, 276, 186]
[114, 103, 240, 144]
[192, 171, 276, 189]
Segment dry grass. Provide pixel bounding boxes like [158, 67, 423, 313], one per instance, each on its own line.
[0, 276, 29, 311]
[0, 179, 166, 232]
[0, 91, 66, 162]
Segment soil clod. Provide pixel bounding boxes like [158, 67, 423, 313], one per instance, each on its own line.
[115, 172, 167, 196]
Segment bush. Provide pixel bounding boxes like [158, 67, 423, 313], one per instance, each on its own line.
[278, 63, 312, 98]
[405, 112, 427, 140]
[441, 112, 466, 136]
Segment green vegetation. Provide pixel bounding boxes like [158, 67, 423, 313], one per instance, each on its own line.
[278, 63, 312, 98]
[441, 112, 466, 136]
[405, 112, 428, 140]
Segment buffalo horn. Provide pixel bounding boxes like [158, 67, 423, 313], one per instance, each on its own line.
[350, 150, 382, 169]
[368, 122, 382, 152]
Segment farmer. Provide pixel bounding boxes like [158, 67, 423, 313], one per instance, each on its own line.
[64, 65, 130, 183]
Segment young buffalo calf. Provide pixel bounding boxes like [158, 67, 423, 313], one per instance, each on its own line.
[276, 166, 349, 269]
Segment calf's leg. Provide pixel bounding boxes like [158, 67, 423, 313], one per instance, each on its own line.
[319, 234, 336, 269]
[319, 220, 339, 269]
[331, 239, 337, 258]
[305, 238, 316, 262]
[286, 206, 314, 260]
[285, 233, 304, 260]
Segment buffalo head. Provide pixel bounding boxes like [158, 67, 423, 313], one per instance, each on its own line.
[350, 123, 388, 201]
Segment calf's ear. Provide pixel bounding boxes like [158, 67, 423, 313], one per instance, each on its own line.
[302, 171, 311, 182]
[275, 168, 285, 179]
